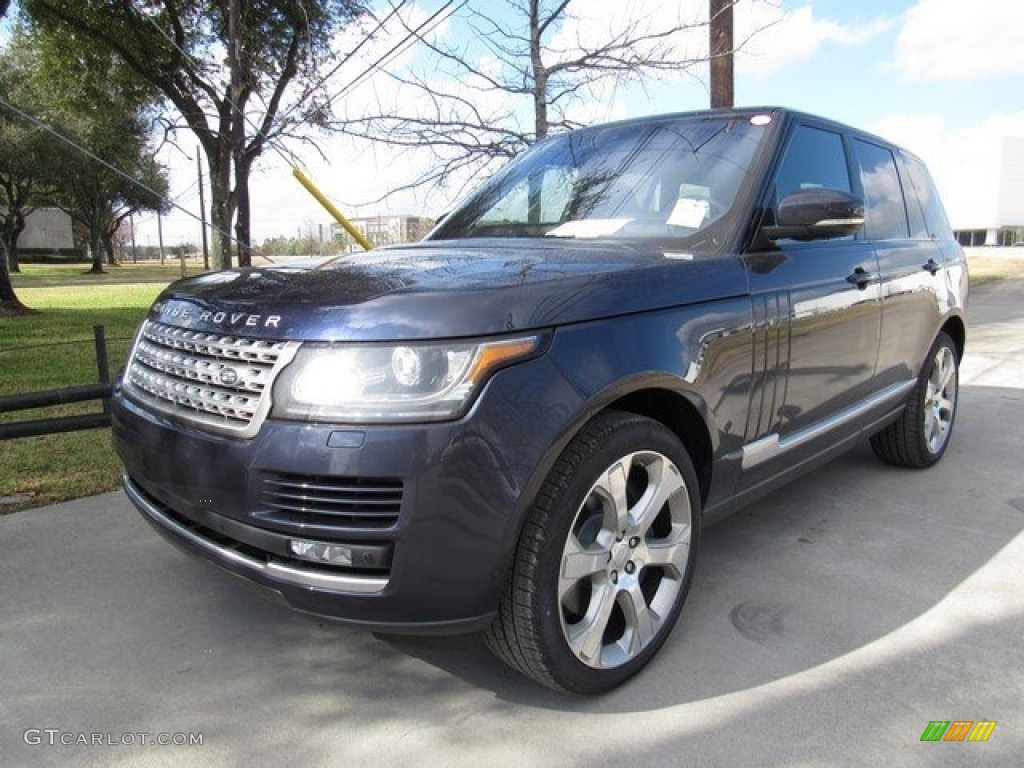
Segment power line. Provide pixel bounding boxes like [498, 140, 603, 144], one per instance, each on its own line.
[270, 0, 413, 130]
[319, 0, 466, 113]
[139, 1, 462, 169]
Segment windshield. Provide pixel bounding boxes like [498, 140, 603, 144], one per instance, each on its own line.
[430, 115, 769, 243]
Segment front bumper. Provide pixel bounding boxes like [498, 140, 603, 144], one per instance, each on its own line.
[112, 354, 584, 633]
[124, 475, 388, 594]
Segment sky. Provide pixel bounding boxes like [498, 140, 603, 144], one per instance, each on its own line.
[18, 0, 1023, 247]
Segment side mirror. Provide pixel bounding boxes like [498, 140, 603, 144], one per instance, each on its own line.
[762, 188, 865, 242]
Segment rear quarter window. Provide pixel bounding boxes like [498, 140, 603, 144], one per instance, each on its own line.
[899, 151, 954, 240]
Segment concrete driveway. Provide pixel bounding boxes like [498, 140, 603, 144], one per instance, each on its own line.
[3, 279, 1022, 768]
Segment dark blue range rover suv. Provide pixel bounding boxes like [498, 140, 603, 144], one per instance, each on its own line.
[112, 107, 967, 693]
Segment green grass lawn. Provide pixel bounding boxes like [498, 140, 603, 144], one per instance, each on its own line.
[9, 258, 204, 288]
[1, 263, 194, 513]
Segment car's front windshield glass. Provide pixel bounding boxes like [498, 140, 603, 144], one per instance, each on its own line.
[430, 114, 769, 242]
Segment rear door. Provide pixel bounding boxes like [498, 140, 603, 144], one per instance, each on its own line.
[851, 138, 945, 386]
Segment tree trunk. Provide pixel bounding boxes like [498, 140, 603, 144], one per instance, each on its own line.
[101, 229, 118, 266]
[225, 0, 245, 269]
[0, 247, 29, 314]
[2, 210, 25, 273]
[234, 154, 254, 267]
[87, 228, 105, 273]
[208, 154, 234, 270]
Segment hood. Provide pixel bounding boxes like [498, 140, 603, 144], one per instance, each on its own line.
[148, 239, 749, 341]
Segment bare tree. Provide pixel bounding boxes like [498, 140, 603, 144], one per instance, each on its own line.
[332, 0, 759, 199]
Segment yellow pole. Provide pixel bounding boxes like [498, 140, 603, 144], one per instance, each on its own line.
[291, 166, 373, 252]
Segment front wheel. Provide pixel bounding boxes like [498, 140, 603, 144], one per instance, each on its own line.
[871, 331, 959, 468]
[485, 411, 700, 694]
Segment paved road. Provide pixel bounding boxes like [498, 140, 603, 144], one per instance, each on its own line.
[3, 280, 1022, 768]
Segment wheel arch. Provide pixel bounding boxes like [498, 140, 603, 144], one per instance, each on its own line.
[493, 375, 718, 616]
[603, 388, 714, 506]
[940, 314, 966, 362]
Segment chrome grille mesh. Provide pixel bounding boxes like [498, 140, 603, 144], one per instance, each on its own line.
[124, 320, 299, 436]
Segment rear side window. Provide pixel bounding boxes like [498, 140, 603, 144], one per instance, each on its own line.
[899, 151, 954, 240]
[773, 125, 852, 201]
[852, 139, 909, 240]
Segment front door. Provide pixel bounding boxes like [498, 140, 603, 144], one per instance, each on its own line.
[739, 121, 881, 489]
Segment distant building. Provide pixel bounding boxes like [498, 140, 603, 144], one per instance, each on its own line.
[330, 214, 434, 251]
[16, 207, 81, 261]
[944, 136, 1024, 246]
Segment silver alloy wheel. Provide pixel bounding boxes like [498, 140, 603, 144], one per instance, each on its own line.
[924, 345, 957, 454]
[558, 450, 692, 670]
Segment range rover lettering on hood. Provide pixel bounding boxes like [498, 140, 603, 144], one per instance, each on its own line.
[152, 300, 282, 329]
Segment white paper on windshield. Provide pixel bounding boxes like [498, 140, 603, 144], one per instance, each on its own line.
[546, 219, 632, 238]
[666, 198, 710, 229]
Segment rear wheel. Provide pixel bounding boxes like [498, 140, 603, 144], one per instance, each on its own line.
[871, 331, 959, 468]
[486, 411, 700, 694]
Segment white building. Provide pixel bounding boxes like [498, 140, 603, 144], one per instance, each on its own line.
[940, 136, 1024, 246]
[18, 207, 77, 256]
[330, 214, 434, 251]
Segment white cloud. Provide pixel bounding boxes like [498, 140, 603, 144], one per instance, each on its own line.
[870, 111, 1024, 229]
[736, 2, 895, 80]
[548, 0, 707, 60]
[893, 0, 1024, 82]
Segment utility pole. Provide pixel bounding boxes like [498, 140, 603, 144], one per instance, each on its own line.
[709, 0, 734, 109]
[197, 148, 210, 271]
[157, 212, 166, 265]
[130, 214, 138, 263]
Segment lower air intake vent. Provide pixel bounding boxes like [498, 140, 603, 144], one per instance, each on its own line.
[258, 473, 403, 531]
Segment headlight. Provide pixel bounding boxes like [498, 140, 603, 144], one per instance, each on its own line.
[271, 335, 540, 423]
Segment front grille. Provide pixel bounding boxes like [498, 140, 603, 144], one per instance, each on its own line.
[124, 320, 299, 437]
[258, 472, 404, 532]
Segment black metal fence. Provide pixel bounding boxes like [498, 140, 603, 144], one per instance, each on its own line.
[0, 325, 114, 440]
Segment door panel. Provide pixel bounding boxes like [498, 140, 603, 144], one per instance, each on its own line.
[745, 242, 881, 440]
[875, 240, 943, 385]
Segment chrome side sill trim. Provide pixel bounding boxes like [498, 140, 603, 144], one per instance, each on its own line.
[739, 380, 915, 470]
[123, 475, 388, 594]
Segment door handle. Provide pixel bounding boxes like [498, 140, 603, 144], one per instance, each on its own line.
[922, 258, 942, 275]
[846, 267, 877, 289]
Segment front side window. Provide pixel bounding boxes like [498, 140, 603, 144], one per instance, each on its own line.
[772, 124, 852, 202]
[430, 115, 769, 243]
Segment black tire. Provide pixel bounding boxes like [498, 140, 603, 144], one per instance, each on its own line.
[871, 331, 959, 468]
[485, 411, 701, 694]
